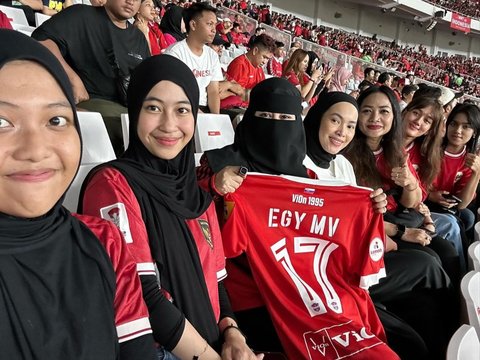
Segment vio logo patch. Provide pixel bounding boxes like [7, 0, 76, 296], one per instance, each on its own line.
[198, 219, 213, 248]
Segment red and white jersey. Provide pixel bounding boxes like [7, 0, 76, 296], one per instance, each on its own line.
[222, 174, 396, 360]
[73, 214, 152, 343]
[374, 148, 426, 210]
[81, 167, 227, 321]
[433, 146, 472, 195]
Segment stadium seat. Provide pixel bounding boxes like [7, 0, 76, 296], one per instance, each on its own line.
[34, 12, 50, 27]
[120, 113, 130, 150]
[0, 5, 28, 26]
[468, 242, 480, 271]
[194, 113, 234, 153]
[194, 153, 203, 167]
[63, 112, 116, 212]
[460, 271, 480, 339]
[446, 324, 480, 360]
[474, 222, 480, 243]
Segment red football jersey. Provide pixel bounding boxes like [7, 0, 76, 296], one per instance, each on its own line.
[81, 167, 226, 321]
[73, 214, 153, 343]
[433, 147, 472, 195]
[222, 174, 397, 360]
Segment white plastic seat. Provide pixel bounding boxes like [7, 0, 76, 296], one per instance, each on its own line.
[194, 153, 203, 167]
[194, 113, 234, 153]
[0, 5, 28, 26]
[446, 324, 480, 360]
[474, 222, 480, 243]
[63, 112, 116, 212]
[461, 271, 480, 340]
[468, 242, 480, 271]
[120, 113, 130, 151]
[34, 12, 51, 27]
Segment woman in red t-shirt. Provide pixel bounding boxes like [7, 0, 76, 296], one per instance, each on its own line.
[282, 49, 323, 104]
[134, 0, 168, 55]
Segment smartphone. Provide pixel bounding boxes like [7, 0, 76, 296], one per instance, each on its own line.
[442, 193, 462, 203]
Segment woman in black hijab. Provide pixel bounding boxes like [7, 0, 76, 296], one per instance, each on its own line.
[0, 29, 155, 360]
[80, 54, 260, 360]
[160, 5, 186, 45]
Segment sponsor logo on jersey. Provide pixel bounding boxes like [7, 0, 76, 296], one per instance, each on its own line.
[208, 131, 221, 136]
[100, 203, 134, 243]
[454, 171, 463, 184]
[303, 321, 382, 359]
[198, 219, 213, 249]
[369, 237, 384, 262]
[304, 188, 316, 194]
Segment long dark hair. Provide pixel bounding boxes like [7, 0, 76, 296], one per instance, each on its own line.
[345, 86, 405, 188]
[444, 103, 480, 153]
[403, 96, 444, 189]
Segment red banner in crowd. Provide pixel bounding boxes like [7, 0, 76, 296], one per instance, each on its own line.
[450, 13, 471, 33]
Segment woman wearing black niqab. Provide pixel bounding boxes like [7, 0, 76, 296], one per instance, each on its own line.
[204, 77, 307, 179]
[80, 54, 259, 360]
[195, 77, 306, 353]
[0, 29, 155, 360]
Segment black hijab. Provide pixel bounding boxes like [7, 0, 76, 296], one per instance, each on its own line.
[304, 91, 358, 169]
[207, 77, 308, 177]
[0, 29, 117, 359]
[160, 5, 186, 41]
[90, 55, 219, 346]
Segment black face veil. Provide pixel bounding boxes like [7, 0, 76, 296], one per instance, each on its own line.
[207, 77, 308, 177]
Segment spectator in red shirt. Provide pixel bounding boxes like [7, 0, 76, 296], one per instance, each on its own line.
[221, 34, 275, 109]
[266, 41, 285, 78]
[134, 0, 168, 55]
[283, 49, 323, 104]
[230, 22, 246, 45]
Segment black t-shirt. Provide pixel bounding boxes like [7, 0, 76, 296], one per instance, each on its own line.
[33, 4, 150, 102]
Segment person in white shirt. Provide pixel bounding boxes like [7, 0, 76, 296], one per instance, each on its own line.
[165, 2, 222, 113]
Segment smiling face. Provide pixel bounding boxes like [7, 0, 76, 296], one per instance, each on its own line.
[403, 105, 435, 139]
[446, 112, 475, 152]
[358, 92, 393, 142]
[0, 61, 80, 218]
[318, 102, 358, 154]
[137, 80, 195, 160]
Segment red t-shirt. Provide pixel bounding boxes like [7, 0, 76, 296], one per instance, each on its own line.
[148, 22, 168, 55]
[374, 148, 425, 211]
[81, 167, 227, 321]
[226, 54, 265, 89]
[73, 213, 153, 342]
[433, 147, 473, 196]
[221, 54, 265, 109]
[267, 56, 283, 77]
[222, 174, 395, 360]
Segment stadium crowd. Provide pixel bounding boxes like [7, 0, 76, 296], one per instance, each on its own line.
[427, 0, 480, 20]
[219, 0, 480, 99]
[1, 0, 480, 359]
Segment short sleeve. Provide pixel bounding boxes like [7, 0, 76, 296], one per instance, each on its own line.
[211, 52, 224, 82]
[355, 212, 386, 290]
[81, 167, 156, 277]
[75, 215, 153, 343]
